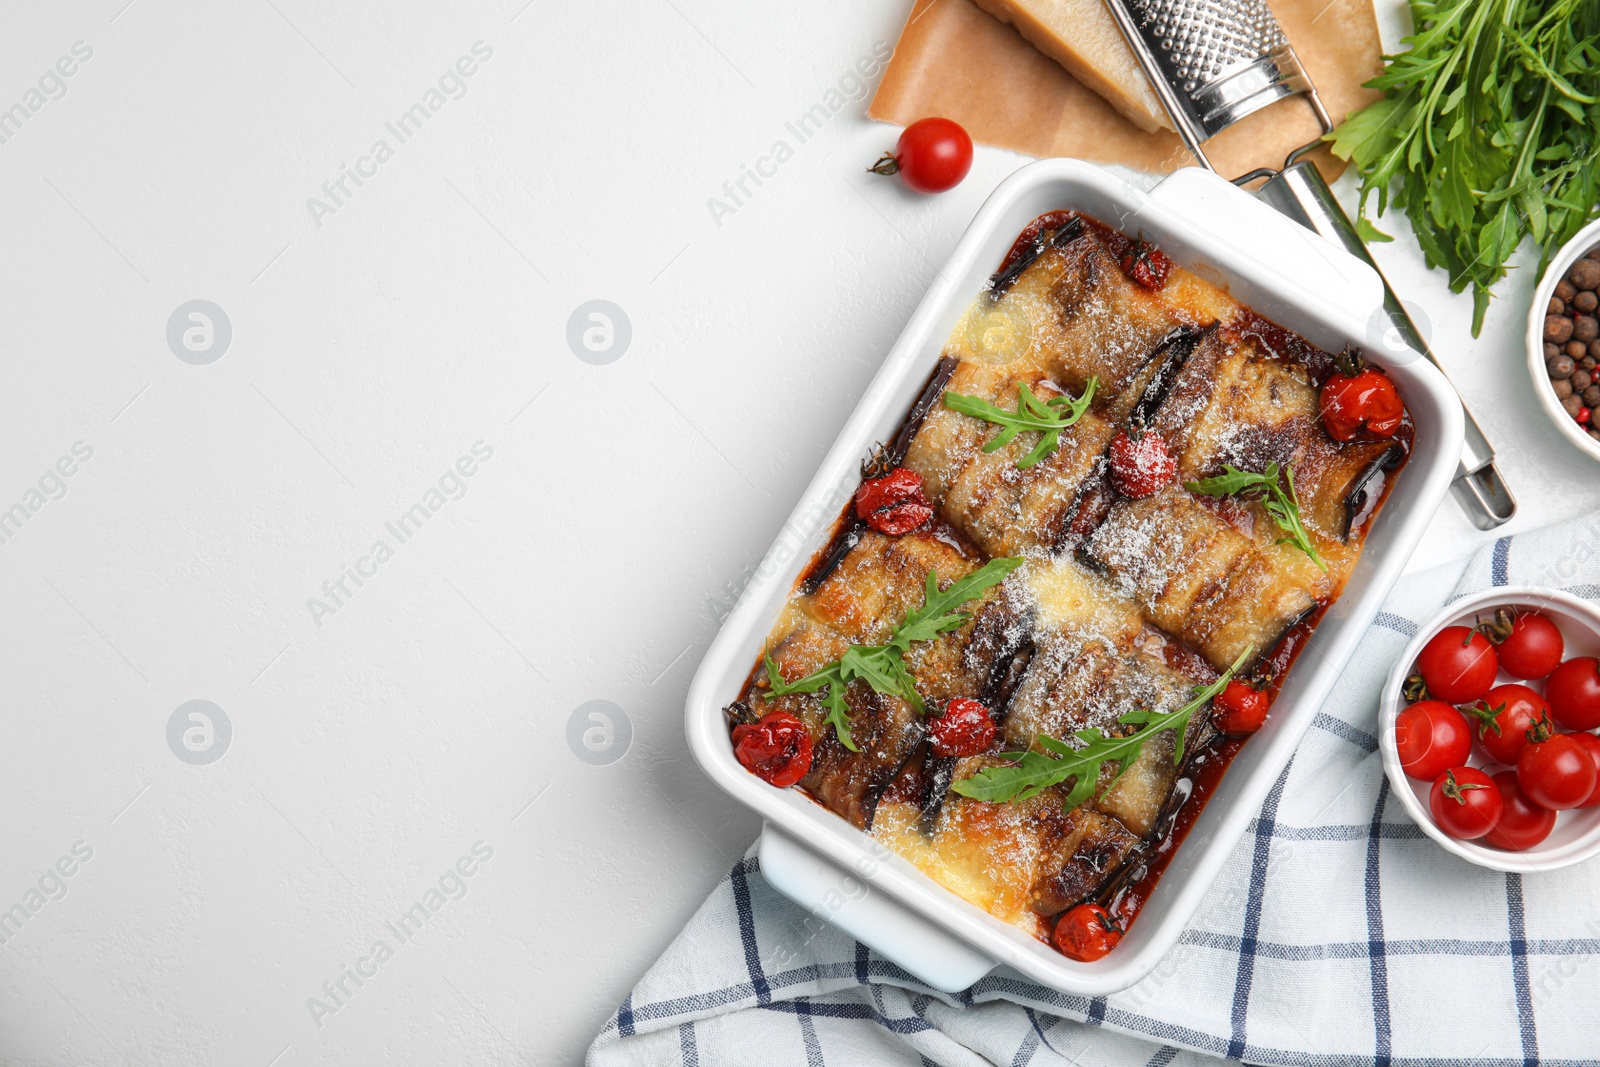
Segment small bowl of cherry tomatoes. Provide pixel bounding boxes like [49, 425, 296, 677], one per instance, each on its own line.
[1379, 587, 1600, 871]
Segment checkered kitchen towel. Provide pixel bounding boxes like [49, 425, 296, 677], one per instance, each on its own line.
[589, 517, 1600, 1066]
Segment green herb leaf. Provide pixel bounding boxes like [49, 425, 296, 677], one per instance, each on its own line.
[951, 648, 1251, 811]
[942, 378, 1098, 469]
[1326, 0, 1600, 337]
[1184, 462, 1327, 571]
[1354, 217, 1395, 244]
[763, 556, 1026, 749]
[765, 655, 857, 752]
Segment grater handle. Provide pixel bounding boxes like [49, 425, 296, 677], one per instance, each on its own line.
[1256, 161, 1517, 530]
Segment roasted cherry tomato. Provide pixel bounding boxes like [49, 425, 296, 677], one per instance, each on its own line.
[1413, 625, 1498, 704]
[1567, 731, 1600, 808]
[1545, 656, 1600, 731]
[1053, 902, 1123, 962]
[928, 697, 996, 758]
[732, 710, 814, 787]
[1119, 240, 1173, 291]
[1483, 609, 1564, 680]
[1464, 684, 1553, 766]
[1109, 427, 1177, 499]
[1394, 699, 1472, 781]
[1319, 349, 1404, 442]
[1517, 733, 1597, 811]
[1428, 766, 1503, 840]
[1483, 770, 1557, 851]
[868, 117, 973, 194]
[855, 468, 933, 536]
[1212, 679, 1270, 735]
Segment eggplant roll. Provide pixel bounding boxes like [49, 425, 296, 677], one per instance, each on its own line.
[1148, 326, 1407, 547]
[944, 228, 1232, 419]
[901, 361, 1116, 559]
[1079, 485, 1323, 673]
[875, 558, 1214, 926]
[757, 530, 1023, 828]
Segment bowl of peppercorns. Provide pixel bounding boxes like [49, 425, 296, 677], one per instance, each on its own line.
[1529, 220, 1600, 458]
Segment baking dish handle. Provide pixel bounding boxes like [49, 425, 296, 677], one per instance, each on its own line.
[758, 822, 996, 993]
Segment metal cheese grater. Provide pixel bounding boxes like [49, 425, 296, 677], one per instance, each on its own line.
[1102, 0, 1516, 529]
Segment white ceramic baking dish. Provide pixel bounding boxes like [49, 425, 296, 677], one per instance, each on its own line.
[684, 158, 1465, 996]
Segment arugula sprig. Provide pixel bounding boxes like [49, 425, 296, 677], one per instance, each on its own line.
[762, 556, 1026, 751]
[942, 378, 1098, 469]
[1327, 0, 1600, 335]
[1185, 463, 1326, 571]
[951, 648, 1251, 811]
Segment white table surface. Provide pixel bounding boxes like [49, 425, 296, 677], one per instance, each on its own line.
[3, 1, 1595, 1064]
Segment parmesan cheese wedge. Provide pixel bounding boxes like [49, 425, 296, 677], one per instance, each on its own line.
[969, 0, 1173, 133]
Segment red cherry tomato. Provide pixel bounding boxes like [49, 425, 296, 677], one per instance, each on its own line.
[1482, 770, 1557, 851]
[1119, 240, 1173, 291]
[1545, 657, 1600, 731]
[1428, 766, 1503, 840]
[870, 117, 973, 194]
[1109, 428, 1177, 499]
[928, 697, 996, 758]
[1491, 611, 1564, 680]
[1393, 700, 1472, 780]
[1319, 350, 1404, 442]
[1212, 679, 1270, 735]
[732, 710, 814, 787]
[1517, 733, 1597, 811]
[1464, 684, 1553, 766]
[1413, 625, 1498, 704]
[1567, 731, 1600, 808]
[1053, 902, 1123, 962]
[855, 468, 933, 536]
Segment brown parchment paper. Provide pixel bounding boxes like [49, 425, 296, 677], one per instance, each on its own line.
[868, 0, 1384, 181]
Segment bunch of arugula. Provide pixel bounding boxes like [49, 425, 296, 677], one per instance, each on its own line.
[942, 378, 1098, 469]
[952, 649, 1250, 811]
[1328, 0, 1600, 336]
[1185, 463, 1326, 571]
[762, 556, 1025, 751]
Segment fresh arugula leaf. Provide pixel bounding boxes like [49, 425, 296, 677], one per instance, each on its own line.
[899, 561, 1024, 645]
[1184, 463, 1327, 571]
[942, 378, 1098, 469]
[1326, 0, 1600, 336]
[1354, 217, 1394, 244]
[764, 655, 857, 751]
[763, 556, 1026, 750]
[951, 648, 1252, 811]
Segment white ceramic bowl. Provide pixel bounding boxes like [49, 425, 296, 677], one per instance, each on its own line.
[1525, 219, 1600, 462]
[1378, 586, 1600, 871]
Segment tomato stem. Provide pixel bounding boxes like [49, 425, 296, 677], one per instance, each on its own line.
[1525, 710, 1554, 745]
[724, 699, 761, 727]
[1333, 345, 1367, 378]
[860, 441, 895, 480]
[1462, 700, 1505, 738]
[1475, 607, 1515, 645]
[1403, 673, 1429, 703]
[868, 152, 900, 176]
[1440, 768, 1487, 803]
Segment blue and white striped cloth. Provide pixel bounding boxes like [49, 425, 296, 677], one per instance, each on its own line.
[589, 518, 1600, 1066]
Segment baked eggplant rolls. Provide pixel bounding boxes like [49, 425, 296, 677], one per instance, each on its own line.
[728, 212, 1411, 953]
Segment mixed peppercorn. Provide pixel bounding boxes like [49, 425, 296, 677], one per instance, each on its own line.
[1544, 245, 1600, 441]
